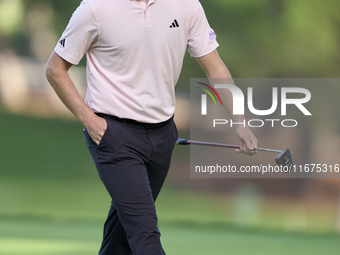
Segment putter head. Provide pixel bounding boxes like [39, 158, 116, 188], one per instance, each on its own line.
[275, 148, 293, 172]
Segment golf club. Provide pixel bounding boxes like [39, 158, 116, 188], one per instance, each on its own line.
[176, 138, 293, 171]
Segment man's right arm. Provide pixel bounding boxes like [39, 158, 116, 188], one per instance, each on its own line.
[45, 52, 106, 145]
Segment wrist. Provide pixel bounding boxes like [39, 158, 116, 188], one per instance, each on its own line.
[236, 124, 251, 135]
[78, 109, 97, 128]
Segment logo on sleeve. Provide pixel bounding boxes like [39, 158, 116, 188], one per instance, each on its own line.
[209, 30, 216, 40]
[59, 39, 66, 47]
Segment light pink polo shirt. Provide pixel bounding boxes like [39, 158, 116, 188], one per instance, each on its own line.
[55, 0, 219, 123]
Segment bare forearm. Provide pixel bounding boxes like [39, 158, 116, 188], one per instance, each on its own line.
[204, 61, 244, 123]
[45, 52, 97, 128]
[45, 52, 107, 145]
[46, 67, 93, 124]
[196, 50, 258, 154]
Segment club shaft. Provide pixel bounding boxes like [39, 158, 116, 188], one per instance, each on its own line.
[177, 139, 281, 153]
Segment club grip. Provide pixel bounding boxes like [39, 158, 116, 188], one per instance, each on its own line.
[176, 138, 189, 145]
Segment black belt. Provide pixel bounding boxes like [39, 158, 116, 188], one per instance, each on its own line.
[96, 113, 173, 129]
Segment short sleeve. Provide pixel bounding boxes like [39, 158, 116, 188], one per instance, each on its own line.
[54, 1, 98, 65]
[187, 0, 219, 58]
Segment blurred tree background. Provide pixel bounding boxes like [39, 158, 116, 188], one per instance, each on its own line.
[0, 0, 340, 254]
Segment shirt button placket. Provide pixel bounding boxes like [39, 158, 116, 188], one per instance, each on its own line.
[144, 1, 154, 27]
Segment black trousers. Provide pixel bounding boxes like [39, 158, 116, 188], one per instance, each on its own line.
[84, 113, 177, 255]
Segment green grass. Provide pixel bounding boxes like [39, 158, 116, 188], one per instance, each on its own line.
[0, 111, 339, 254]
[1, 218, 339, 255]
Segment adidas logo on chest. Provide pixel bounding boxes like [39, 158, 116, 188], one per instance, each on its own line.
[169, 19, 179, 28]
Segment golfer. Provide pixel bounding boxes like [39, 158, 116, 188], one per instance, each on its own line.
[46, 0, 257, 254]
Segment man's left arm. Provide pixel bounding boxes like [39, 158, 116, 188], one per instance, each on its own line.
[196, 50, 258, 156]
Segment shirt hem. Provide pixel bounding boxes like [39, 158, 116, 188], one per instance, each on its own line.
[189, 41, 219, 58]
[54, 47, 81, 65]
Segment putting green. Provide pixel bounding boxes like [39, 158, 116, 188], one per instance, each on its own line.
[0, 238, 98, 255]
[1, 219, 339, 255]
